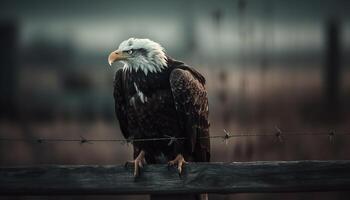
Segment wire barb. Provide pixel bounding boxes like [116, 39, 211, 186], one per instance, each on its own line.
[79, 136, 92, 145]
[165, 135, 178, 146]
[121, 136, 134, 146]
[36, 138, 44, 144]
[275, 126, 283, 143]
[223, 129, 231, 145]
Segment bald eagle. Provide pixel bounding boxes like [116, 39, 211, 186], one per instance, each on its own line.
[108, 38, 210, 178]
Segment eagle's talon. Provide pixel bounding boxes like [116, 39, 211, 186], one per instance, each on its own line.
[125, 150, 146, 177]
[168, 154, 187, 177]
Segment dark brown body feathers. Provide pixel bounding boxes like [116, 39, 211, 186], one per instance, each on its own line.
[113, 57, 210, 163]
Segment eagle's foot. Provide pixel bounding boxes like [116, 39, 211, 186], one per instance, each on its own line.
[125, 150, 146, 177]
[168, 154, 188, 176]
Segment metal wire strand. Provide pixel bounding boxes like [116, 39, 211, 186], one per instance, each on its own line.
[1, 129, 350, 145]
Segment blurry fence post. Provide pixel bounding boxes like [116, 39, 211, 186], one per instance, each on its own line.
[0, 20, 18, 120]
[324, 18, 342, 119]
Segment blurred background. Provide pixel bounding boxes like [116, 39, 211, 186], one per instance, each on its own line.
[0, 0, 350, 199]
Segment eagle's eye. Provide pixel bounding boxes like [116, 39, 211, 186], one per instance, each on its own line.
[126, 50, 133, 55]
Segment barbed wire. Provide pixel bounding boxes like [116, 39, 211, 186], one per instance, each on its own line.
[0, 127, 350, 146]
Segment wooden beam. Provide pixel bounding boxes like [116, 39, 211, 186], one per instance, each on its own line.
[1, 160, 350, 195]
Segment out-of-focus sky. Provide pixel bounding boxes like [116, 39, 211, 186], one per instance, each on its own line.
[1, 0, 349, 66]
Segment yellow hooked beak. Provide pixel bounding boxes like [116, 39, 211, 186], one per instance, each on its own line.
[108, 50, 128, 66]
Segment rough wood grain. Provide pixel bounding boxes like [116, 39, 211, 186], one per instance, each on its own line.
[1, 160, 350, 195]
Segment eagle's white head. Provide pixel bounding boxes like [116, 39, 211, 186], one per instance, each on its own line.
[108, 38, 168, 75]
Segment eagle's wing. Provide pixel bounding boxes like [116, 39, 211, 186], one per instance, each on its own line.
[113, 68, 130, 140]
[170, 67, 210, 162]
